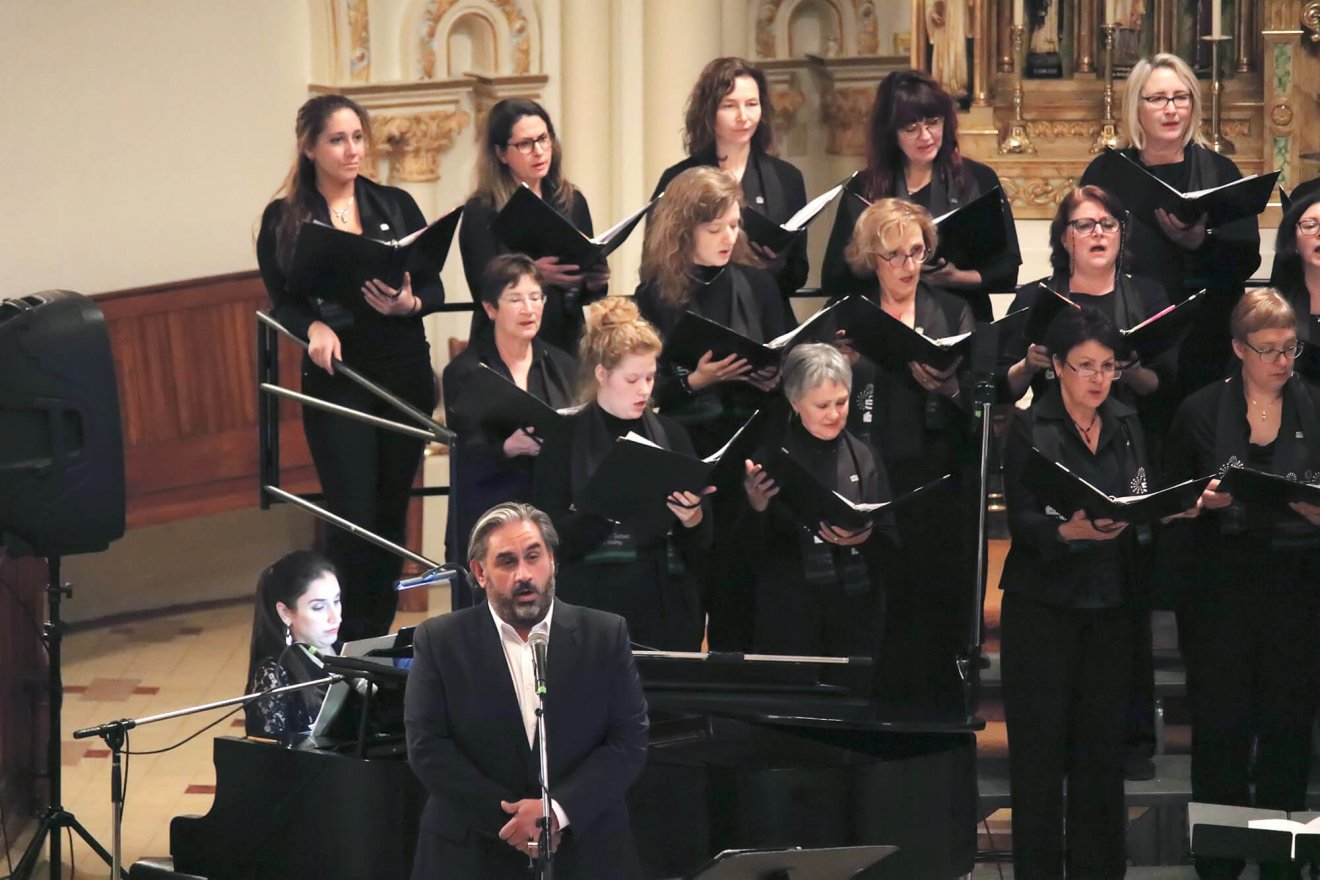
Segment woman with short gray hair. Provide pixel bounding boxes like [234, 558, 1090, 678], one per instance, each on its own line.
[738, 342, 897, 661]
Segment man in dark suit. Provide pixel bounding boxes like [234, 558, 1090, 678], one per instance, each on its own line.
[404, 501, 650, 879]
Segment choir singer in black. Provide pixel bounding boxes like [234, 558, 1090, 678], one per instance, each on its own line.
[1161, 289, 1320, 880]
[822, 69, 1019, 321]
[459, 97, 607, 351]
[1000, 307, 1158, 880]
[740, 343, 896, 659]
[651, 56, 808, 311]
[442, 254, 576, 602]
[533, 298, 711, 649]
[1081, 53, 1260, 398]
[256, 94, 444, 640]
[404, 501, 649, 880]
[838, 197, 976, 711]
[1269, 190, 1320, 381]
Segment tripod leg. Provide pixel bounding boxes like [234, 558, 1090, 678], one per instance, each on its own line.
[11, 812, 53, 880]
[65, 814, 124, 878]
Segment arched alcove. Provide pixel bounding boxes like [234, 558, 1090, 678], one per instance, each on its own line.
[787, 0, 842, 57]
[446, 11, 498, 76]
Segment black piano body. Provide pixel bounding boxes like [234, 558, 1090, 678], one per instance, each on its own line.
[170, 736, 424, 880]
[630, 654, 983, 880]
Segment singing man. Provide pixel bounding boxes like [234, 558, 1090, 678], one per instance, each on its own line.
[404, 501, 649, 879]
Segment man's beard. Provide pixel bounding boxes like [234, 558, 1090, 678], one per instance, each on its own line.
[492, 572, 555, 628]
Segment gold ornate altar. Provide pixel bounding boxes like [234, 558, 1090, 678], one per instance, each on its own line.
[749, 0, 1320, 221]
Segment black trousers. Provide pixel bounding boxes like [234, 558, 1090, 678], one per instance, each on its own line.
[1179, 585, 1320, 880]
[1001, 592, 1133, 880]
[300, 357, 436, 641]
[1125, 591, 1156, 758]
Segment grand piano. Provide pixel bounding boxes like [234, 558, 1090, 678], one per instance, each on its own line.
[172, 651, 981, 880]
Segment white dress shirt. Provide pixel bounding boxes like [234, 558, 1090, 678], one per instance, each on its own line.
[487, 600, 570, 830]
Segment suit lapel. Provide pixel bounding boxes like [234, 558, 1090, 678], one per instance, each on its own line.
[467, 608, 533, 763]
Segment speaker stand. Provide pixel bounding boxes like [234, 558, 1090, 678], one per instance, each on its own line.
[12, 556, 123, 880]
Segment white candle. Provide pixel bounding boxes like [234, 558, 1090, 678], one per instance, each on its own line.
[1105, 0, 1115, 25]
[1211, 0, 1222, 37]
[1013, 0, 1024, 29]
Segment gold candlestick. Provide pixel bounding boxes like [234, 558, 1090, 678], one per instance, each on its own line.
[1202, 34, 1235, 155]
[998, 25, 1036, 155]
[1090, 23, 1120, 153]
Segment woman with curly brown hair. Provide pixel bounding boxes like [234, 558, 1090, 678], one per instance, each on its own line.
[651, 56, 808, 310]
[635, 166, 789, 458]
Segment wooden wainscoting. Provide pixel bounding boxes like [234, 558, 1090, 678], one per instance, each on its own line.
[96, 272, 318, 529]
[94, 272, 429, 607]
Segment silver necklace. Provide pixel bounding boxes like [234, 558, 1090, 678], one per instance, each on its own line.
[330, 197, 354, 224]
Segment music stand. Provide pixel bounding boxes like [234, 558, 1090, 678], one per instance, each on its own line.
[684, 845, 896, 879]
[1188, 802, 1320, 867]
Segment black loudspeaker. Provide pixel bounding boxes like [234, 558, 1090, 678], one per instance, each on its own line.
[0, 290, 125, 556]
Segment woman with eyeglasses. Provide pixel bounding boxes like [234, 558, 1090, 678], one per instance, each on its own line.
[1003, 185, 1176, 782]
[652, 57, 808, 313]
[821, 69, 1020, 322]
[459, 98, 608, 352]
[1269, 191, 1320, 382]
[441, 254, 577, 605]
[836, 198, 977, 712]
[999, 307, 1158, 879]
[1160, 289, 1320, 880]
[1081, 53, 1261, 399]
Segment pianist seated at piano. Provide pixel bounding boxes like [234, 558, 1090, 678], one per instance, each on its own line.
[244, 551, 342, 742]
[739, 343, 897, 659]
[999, 307, 1159, 879]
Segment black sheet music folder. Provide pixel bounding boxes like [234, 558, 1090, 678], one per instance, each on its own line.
[685, 844, 897, 879]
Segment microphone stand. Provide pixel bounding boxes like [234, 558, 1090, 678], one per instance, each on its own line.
[534, 691, 554, 880]
[72, 675, 343, 880]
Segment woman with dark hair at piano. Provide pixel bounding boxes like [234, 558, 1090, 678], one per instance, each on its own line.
[441, 254, 576, 606]
[532, 297, 712, 650]
[651, 56, 808, 313]
[256, 94, 443, 641]
[458, 97, 608, 352]
[739, 343, 896, 659]
[1269, 190, 1320, 382]
[1160, 289, 1320, 880]
[245, 551, 342, 742]
[1003, 184, 1176, 782]
[1080, 53, 1260, 398]
[837, 197, 976, 710]
[635, 165, 789, 458]
[821, 69, 1019, 322]
[999, 307, 1159, 880]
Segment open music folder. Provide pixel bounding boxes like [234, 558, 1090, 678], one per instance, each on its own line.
[449, 363, 569, 442]
[838, 295, 1027, 373]
[1021, 285, 1206, 361]
[740, 171, 858, 253]
[931, 186, 1010, 273]
[1022, 448, 1211, 524]
[573, 432, 714, 530]
[287, 204, 463, 310]
[660, 296, 848, 372]
[1217, 465, 1320, 508]
[762, 448, 953, 531]
[491, 184, 655, 267]
[1102, 148, 1279, 227]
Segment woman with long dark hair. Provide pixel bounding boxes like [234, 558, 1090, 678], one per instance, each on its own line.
[256, 94, 442, 640]
[245, 551, 342, 741]
[459, 98, 607, 351]
[652, 56, 808, 309]
[822, 69, 1019, 321]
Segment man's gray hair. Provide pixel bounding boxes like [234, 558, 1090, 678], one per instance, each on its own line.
[781, 342, 852, 404]
[467, 501, 559, 567]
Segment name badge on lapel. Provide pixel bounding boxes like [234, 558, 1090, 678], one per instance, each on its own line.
[755, 195, 765, 205]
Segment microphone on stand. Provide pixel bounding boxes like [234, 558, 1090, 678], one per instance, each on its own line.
[396, 563, 468, 592]
[528, 631, 549, 696]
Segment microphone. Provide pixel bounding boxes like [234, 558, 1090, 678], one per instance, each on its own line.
[528, 631, 549, 696]
[396, 563, 467, 592]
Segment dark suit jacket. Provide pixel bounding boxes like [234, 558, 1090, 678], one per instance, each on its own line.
[404, 601, 649, 879]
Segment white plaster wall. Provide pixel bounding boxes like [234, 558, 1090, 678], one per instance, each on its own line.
[1, 1, 313, 298]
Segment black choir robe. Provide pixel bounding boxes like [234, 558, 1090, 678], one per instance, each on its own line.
[821, 157, 1021, 322]
[458, 183, 602, 352]
[737, 415, 897, 664]
[532, 402, 712, 650]
[441, 327, 577, 604]
[635, 263, 790, 458]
